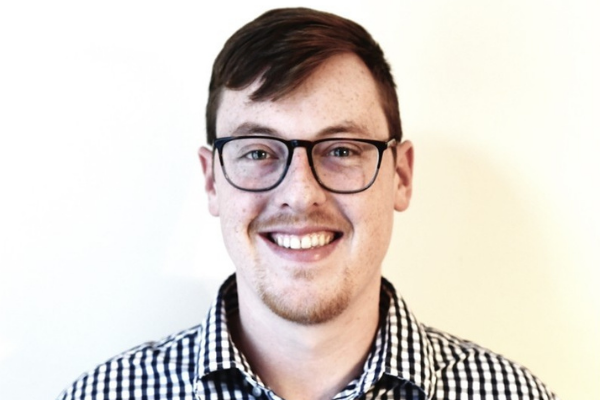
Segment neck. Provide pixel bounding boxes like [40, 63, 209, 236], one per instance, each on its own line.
[231, 281, 381, 400]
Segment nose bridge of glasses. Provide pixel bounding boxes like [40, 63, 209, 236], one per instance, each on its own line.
[287, 139, 315, 168]
[282, 139, 323, 188]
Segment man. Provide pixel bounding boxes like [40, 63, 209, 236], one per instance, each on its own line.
[58, 7, 557, 400]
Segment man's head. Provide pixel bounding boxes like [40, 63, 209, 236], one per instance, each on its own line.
[206, 7, 402, 146]
[200, 8, 413, 326]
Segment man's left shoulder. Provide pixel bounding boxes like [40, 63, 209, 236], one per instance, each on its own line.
[424, 326, 559, 400]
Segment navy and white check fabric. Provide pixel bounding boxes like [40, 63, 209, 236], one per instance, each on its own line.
[57, 275, 558, 399]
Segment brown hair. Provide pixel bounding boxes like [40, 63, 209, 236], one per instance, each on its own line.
[206, 7, 402, 144]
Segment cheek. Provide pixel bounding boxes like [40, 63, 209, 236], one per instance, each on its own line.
[217, 199, 257, 263]
[217, 186, 267, 237]
[347, 173, 396, 243]
[343, 193, 394, 236]
[214, 169, 250, 221]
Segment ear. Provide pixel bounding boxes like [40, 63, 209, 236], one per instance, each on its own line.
[198, 146, 220, 216]
[393, 140, 414, 212]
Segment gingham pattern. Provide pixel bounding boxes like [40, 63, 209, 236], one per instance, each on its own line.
[57, 275, 558, 399]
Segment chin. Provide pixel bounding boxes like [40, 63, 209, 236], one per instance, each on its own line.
[257, 273, 353, 325]
[263, 292, 351, 325]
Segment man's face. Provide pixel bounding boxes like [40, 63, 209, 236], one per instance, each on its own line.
[200, 53, 413, 325]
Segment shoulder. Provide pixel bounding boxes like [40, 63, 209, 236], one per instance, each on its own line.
[424, 326, 559, 400]
[56, 324, 203, 400]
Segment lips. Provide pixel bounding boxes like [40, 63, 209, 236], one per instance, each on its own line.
[269, 231, 337, 249]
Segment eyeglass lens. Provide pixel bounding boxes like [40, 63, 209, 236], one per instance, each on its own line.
[219, 137, 382, 193]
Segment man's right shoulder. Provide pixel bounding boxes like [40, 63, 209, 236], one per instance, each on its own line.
[56, 324, 203, 400]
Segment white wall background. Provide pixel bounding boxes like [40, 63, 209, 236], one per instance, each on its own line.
[1, 1, 598, 399]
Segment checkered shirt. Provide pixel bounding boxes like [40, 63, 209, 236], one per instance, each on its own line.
[57, 274, 558, 399]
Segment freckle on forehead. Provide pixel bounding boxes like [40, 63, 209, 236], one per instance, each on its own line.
[218, 53, 387, 139]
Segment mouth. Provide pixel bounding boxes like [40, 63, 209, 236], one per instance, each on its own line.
[267, 231, 340, 250]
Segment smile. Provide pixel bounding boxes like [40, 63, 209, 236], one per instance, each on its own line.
[269, 231, 336, 250]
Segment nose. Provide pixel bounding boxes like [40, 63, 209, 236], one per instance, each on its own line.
[274, 148, 327, 210]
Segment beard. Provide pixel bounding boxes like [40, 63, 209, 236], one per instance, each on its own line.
[233, 209, 358, 324]
[245, 210, 354, 324]
[254, 266, 353, 325]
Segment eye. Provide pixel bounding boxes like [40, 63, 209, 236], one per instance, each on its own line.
[329, 146, 353, 157]
[324, 142, 361, 158]
[244, 149, 271, 160]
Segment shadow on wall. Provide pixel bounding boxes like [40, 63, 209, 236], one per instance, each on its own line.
[384, 137, 569, 373]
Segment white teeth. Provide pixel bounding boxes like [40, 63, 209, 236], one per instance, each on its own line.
[311, 235, 319, 247]
[301, 236, 311, 249]
[272, 232, 335, 250]
[290, 236, 301, 249]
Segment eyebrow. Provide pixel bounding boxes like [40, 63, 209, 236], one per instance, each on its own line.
[230, 122, 278, 137]
[229, 121, 372, 138]
[317, 121, 371, 138]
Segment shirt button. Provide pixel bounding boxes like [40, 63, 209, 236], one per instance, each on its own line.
[252, 386, 262, 398]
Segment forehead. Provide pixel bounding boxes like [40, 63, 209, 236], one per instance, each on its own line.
[215, 53, 388, 140]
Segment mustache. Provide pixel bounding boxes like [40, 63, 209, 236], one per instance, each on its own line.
[249, 211, 349, 232]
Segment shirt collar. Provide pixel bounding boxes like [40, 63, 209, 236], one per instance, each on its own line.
[195, 275, 436, 398]
[379, 278, 436, 396]
[196, 275, 255, 377]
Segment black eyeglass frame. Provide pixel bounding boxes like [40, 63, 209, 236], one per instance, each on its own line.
[212, 136, 397, 194]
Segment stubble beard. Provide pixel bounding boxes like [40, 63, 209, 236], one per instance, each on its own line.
[256, 267, 353, 325]
[247, 210, 354, 325]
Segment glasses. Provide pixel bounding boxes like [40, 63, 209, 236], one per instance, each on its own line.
[213, 136, 396, 194]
